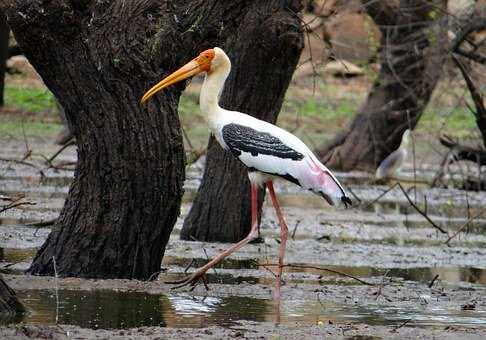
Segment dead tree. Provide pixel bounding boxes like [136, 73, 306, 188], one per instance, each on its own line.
[432, 17, 486, 190]
[451, 17, 486, 147]
[181, 1, 304, 242]
[2, 0, 291, 279]
[317, 0, 447, 171]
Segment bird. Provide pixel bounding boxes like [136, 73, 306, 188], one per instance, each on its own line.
[141, 47, 351, 299]
[375, 129, 411, 180]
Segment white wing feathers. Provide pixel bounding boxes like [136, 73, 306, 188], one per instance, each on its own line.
[214, 110, 350, 206]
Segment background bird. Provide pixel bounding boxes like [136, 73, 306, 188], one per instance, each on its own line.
[141, 47, 351, 299]
[375, 129, 411, 180]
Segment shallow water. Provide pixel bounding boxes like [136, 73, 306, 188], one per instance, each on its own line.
[163, 256, 486, 285]
[3, 143, 486, 334]
[11, 289, 486, 330]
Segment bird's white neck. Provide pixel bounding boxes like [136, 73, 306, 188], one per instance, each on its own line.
[200, 61, 230, 123]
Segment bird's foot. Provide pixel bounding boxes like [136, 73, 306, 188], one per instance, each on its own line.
[165, 270, 210, 291]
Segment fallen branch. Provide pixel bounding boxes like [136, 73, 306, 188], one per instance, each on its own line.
[361, 182, 400, 210]
[396, 183, 448, 234]
[259, 263, 375, 286]
[345, 185, 362, 205]
[45, 140, 76, 167]
[48, 161, 77, 171]
[27, 218, 57, 227]
[445, 207, 486, 245]
[0, 195, 36, 213]
[290, 220, 301, 240]
[428, 274, 439, 288]
[391, 319, 411, 332]
[430, 149, 453, 188]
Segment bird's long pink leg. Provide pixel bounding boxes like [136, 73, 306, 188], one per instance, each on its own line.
[267, 181, 288, 301]
[170, 183, 260, 288]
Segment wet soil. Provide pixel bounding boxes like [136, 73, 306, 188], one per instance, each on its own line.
[1, 137, 486, 339]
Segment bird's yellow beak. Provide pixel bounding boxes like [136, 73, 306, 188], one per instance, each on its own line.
[141, 49, 215, 104]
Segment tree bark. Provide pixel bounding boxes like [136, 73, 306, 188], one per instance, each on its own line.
[0, 10, 9, 107]
[317, 0, 447, 171]
[0, 275, 24, 318]
[2, 0, 268, 280]
[180, 1, 304, 242]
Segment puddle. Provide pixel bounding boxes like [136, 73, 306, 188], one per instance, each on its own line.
[10, 289, 486, 330]
[284, 264, 486, 285]
[165, 257, 486, 286]
[15, 290, 269, 329]
[3, 142, 486, 335]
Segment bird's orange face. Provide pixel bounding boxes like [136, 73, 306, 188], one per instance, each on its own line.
[140, 49, 215, 103]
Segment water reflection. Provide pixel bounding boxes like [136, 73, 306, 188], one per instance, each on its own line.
[283, 299, 486, 328]
[10, 289, 486, 330]
[15, 290, 268, 329]
[285, 265, 486, 286]
[164, 256, 486, 286]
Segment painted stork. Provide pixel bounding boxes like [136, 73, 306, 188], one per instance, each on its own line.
[375, 129, 411, 180]
[141, 47, 351, 298]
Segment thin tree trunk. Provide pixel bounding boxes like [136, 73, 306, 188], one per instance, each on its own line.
[317, 0, 448, 171]
[0, 10, 9, 107]
[180, 1, 304, 242]
[2, 0, 263, 279]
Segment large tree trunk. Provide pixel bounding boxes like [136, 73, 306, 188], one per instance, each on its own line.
[180, 1, 304, 242]
[317, 0, 448, 171]
[0, 10, 8, 107]
[2, 0, 266, 280]
[0, 275, 24, 318]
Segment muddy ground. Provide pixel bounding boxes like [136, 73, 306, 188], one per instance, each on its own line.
[1, 136, 486, 339]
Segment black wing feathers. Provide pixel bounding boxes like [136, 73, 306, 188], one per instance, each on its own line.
[222, 123, 304, 161]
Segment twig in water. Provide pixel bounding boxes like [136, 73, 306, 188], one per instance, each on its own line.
[52, 256, 59, 324]
[396, 183, 448, 234]
[362, 183, 399, 210]
[202, 248, 218, 276]
[184, 258, 195, 274]
[259, 263, 375, 286]
[258, 263, 278, 278]
[392, 319, 411, 332]
[428, 274, 439, 288]
[148, 269, 167, 281]
[21, 120, 31, 160]
[445, 207, 486, 245]
[1, 261, 21, 269]
[431, 150, 453, 188]
[48, 161, 77, 171]
[345, 185, 362, 205]
[0, 195, 36, 214]
[0, 157, 44, 175]
[374, 269, 390, 300]
[45, 140, 76, 167]
[27, 218, 57, 227]
[291, 220, 301, 240]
